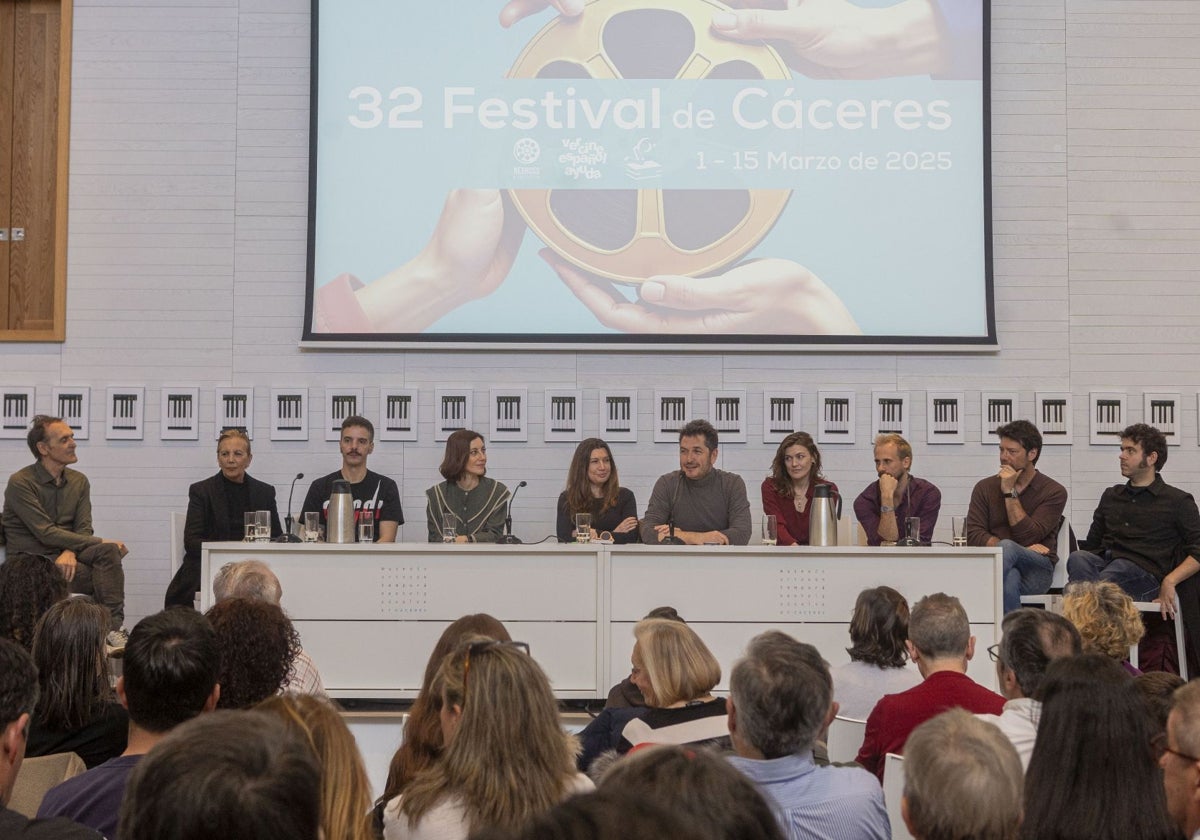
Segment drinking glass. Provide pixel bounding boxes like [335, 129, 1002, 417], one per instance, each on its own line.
[303, 511, 320, 543]
[254, 510, 271, 542]
[952, 516, 968, 547]
[358, 510, 375, 542]
[761, 515, 777, 546]
[243, 511, 256, 542]
[905, 516, 921, 544]
[442, 514, 457, 544]
[575, 513, 592, 544]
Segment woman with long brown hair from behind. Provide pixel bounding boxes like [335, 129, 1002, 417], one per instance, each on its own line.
[26, 597, 128, 767]
[373, 614, 511, 829]
[382, 637, 591, 839]
[258, 694, 375, 840]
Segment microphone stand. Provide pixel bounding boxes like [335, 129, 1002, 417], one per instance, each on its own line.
[276, 472, 305, 543]
[498, 480, 527, 544]
[659, 470, 686, 544]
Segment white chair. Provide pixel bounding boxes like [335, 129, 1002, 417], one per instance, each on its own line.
[826, 715, 867, 764]
[1020, 517, 1073, 608]
[169, 511, 186, 578]
[1130, 594, 1188, 680]
[882, 752, 914, 840]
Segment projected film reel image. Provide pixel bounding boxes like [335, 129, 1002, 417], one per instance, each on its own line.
[309, 0, 988, 343]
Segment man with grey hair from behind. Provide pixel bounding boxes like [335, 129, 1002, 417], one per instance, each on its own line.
[902, 709, 1023, 840]
[212, 560, 327, 698]
[856, 593, 1005, 781]
[726, 630, 889, 840]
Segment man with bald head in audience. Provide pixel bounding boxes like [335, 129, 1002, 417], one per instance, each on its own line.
[0, 637, 102, 838]
[727, 630, 889, 840]
[855, 592, 1004, 780]
[37, 608, 220, 838]
[1162, 680, 1200, 839]
[976, 607, 1081, 769]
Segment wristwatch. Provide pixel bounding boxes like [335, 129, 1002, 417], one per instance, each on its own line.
[881, 505, 895, 513]
[1006, 488, 1020, 499]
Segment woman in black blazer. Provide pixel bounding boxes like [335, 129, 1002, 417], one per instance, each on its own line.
[164, 429, 281, 608]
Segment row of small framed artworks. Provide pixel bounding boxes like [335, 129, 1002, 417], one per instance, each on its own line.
[0, 386, 1186, 447]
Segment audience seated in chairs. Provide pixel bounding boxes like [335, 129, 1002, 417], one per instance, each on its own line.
[577, 618, 729, 773]
[855, 593, 1004, 781]
[599, 745, 785, 840]
[975, 607, 1081, 770]
[258, 694, 375, 840]
[1021, 654, 1178, 840]
[205, 598, 301, 709]
[726, 630, 889, 840]
[36, 607, 220, 838]
[26, 598, 128, 769]
[0, 554, 68, 651]
[374, 613, 511, 829]
[831, 586, 921, 719]
[0, 637, 101, 838]
[118, 710, 321, 840]
[212, 559, 328, 698]
[902, 709, 1023, 840]
[603, 606, 685, 710]
[382, 637, 591, 840]
[1062, 580, 1146, 675]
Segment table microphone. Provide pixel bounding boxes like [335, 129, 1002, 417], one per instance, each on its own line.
[276, 472, 305, 543]
[499, 480, 527, 544]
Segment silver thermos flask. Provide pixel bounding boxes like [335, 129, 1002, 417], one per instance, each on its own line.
[808, 484, 841, 547]
[326, 479, 356, 544]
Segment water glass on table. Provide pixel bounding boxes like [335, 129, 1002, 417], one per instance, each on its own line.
[951, 516, 968, 547]
[243, 511, 256, 542]
[442, 514, 458, 544]
[358, 510, 375, 543]
[762, 515, 777, 546]
[575, 513, 592, 544]
[303, 511, 320, 543]
[254, 510, 271, 542]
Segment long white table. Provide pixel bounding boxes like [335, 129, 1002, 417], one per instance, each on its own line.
[200, 543, 1002, 699]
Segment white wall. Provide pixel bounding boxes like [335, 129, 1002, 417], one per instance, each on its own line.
[3, 0, 1200, 626]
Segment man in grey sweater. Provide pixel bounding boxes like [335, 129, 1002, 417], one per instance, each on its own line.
[641, 419, 752, 545]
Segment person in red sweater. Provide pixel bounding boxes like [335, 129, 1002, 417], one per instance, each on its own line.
[855, 592, 1004, 780]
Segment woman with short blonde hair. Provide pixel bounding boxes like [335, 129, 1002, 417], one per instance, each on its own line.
[577, 618, 729, 772]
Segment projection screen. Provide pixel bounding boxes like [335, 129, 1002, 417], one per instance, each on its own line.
[305, 0, 992, 350]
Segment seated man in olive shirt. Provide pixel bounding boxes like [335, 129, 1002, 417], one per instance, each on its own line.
[2, 415, 128, 646]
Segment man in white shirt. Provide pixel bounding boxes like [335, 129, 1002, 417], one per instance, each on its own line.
[977, 608, 1081, 769]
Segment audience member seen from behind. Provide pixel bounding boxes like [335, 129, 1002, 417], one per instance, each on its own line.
[855, 592, 1004, 781]
[1062, 580, 1146, 675]
[426, 430, 510, 543]
[118, 710, 321, 840]
[556, 438, 639, 543]
[26, 597, 128, 768]
[212, 559, 328, 698]
[375, 614, 511, 826]
[603, 606, 684, 710]
[0, 554, 67, 651]
[599, 745, 784, 840]
[1160, 679, 1200, 840]
[466, 790, 716, 840]
[382, 637, 592, 840]
[166, 428, 282, 608]
[1021, 654, 1178, 840]
[37, 607, 221, 838]
[577, 618, 729, 773]
[0, 637, 102, 839]
[258, 694, 375, 840]
[726, 630, 889, 840]
[902, 709, 1023, 840]
[831, 586, 920, 719]
[1137, 671, 1185, 740]
[205, 598, 301, 709]
[976, 608, 1081, 770]
[761, 431, 839, 546]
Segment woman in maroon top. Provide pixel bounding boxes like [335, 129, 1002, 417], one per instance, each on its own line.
[761, 431, 838, 546]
